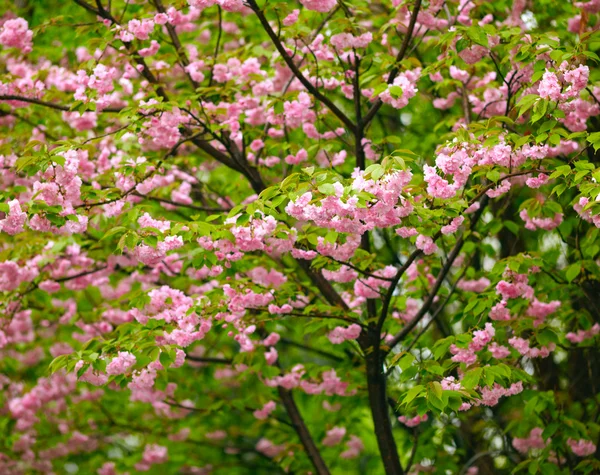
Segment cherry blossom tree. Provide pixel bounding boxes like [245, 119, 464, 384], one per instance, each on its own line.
[1, 0, 600, 473]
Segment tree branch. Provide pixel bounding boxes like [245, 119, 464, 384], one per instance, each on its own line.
[246, 0, 357, 134]
[362, 328, 405, 475]
[0, 95, 121, 113]
[277, 387, 331, 475]
[296, 259, 350, 311]
[132, 192, 230, 212]
[384, 197, 489, 354]
[362, 0, 422, 128]
[186, 356, 233, 365]
[279, 337, 345, 362]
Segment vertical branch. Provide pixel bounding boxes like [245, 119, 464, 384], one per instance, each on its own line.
[297, 259, 349, 310]
[384, 196, 489, 353]
[362, 0, 423, 127]
[152, 0, 200, 89]
[246, 0, 357, 134]
[361, 329, 405, 475]
[353, 53, 365, 170]
[278, 388, 331, 475]
[208, 6, 223, 87]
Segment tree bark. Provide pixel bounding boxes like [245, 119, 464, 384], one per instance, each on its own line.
[278, 388, 331, 475]
[363, 330, 405, 475]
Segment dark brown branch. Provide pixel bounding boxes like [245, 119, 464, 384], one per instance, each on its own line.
[384, 197, 489, 354]
[208, 6, 223, 87]
[278, 387, 331, 475]
[0, 95, 121, 113]
[151, 0, 199, 89]
[279, 337, 344, 362]
[186, 356, 233, 365]
[362, 328, 405, 475]
[297, 259, 349, 311]
[73, 0, 101, 15]
[246, 0, 357, 134]
[376, 249, 424, 333]
[55, 266, 108, 283]
[326, 256, 397, 281]
[362, 0, 422, 127]
[257, 309, 363, 326]
[132, 192, 230, 212]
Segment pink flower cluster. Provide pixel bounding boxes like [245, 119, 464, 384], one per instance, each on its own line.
[538, 64, 589, 102]
[130, 286, 210, 348]
[508, 337, 555, 358]
[512, 428, 549, 454]
[479, 382, 523, 407]
[441, 376, 462, 391]
[74, 64, 119, 111]
[286, 169, 413, 236]
[0, 199, 26, 235]
[0, 260, 38, 292]
[266, 367, 354, 397]
[450, 323, 496, 365]
[398, 413, 428, 427]
[322, 426, 346, 446]
[574, 197, 600, 228]
[567, 438, 596, 457]
[127, 19, 155, 41]
[135, 444, 168, 472]
[355, 266, 397, 298]
[0, 18, 33, 54]
[330, 33, 373, 50]
[328, 324, 362, 344]
[264, 347, 278, 365]
[253, 400, 276, 420]
[566, 323, 600, 343]
[283, 10, 300, 26]
[132, 235, 184, 267]
[520, 208, 563, 231]
[496, 273, 534, 300]
[142, 108, 188, 150]
[300, 0, 337, 12]
[527, 298, 561, 326]
[488, 342, 511, 359]
[415, 234, 438, 255]
[341, 435, 365, 459]
[256, 438, 286, 458]
[105, 351, 136, 375]
[379, 69, 420, 110]
[457, 277, 490, 293]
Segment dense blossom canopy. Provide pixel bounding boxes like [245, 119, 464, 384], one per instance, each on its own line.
[1, 0, 600, 474]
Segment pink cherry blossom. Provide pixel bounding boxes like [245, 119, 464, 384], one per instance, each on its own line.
[567, 438, 596, 457]
[105, 351, 136, 375]
[0, 18, 33, 53]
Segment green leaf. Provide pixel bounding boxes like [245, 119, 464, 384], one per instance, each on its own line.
[537, 328, 559, 346]
[432, 337, 453, 360]
[404, 385, 425, 405]
[587, 131, 600, 152]
[461, 367, 483, 390]
[504, 220, 519, 235]
[160, 350, 174, 368]
[389, 85, 403, 99]
[431, 381, 443, 398]
[398, 353, 416, 371]
[456, 38, 469, 52]
[317, 183, 336, 195]
[531, 99, 549, 123]
[565, 263, 581, 283]
[542, 422, 560, 440]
